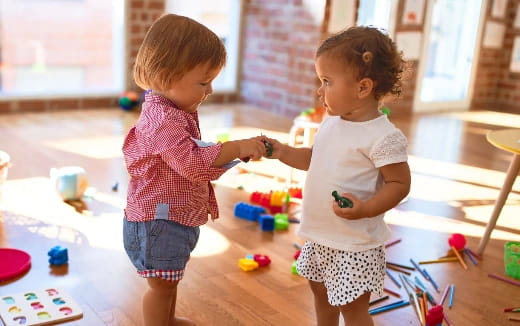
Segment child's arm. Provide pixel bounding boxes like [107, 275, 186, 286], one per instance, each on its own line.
[212, 137, 266, 167]
[333, 161, 410, 219]
[266, 138, 312, 171]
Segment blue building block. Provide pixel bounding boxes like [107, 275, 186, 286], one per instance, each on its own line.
[234, 202, 266, 221]
[48, 245, 68, 266]
[259, 215, 275, 231]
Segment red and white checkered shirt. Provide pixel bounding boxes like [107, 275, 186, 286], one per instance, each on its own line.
[123, 93, 228, 226]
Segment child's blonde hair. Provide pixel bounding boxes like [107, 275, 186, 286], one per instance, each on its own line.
[317, 26, 404, 100]
[134, 14, 227, 92]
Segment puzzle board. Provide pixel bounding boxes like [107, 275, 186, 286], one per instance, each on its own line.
[0, 288, 82, 326]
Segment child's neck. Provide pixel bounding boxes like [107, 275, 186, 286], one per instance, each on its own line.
[341, 100, 381, 122]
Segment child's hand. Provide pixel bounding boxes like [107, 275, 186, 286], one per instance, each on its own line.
[263, 137, 284, 159]
[238, 137, 267, 161]
[332, 192, 366, 220]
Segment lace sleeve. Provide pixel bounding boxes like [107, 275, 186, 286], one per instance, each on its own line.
[369, 130, 408, 168]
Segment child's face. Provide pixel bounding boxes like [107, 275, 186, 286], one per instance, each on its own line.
[163, 63, 221, 113]
[315, 55, 369, 120]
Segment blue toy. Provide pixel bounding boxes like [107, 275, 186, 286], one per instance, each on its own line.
[234, 202, 266, 221]
[48, 246, 68, 266]
[259, 215, 275, 231]
[118, 91, 141, 111]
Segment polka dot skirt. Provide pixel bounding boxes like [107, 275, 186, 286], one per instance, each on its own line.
[296, 241, 385, 306]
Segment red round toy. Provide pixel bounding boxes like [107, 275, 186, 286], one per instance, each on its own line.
[448, 233, 466, 250]
[0, 248, 31, 282]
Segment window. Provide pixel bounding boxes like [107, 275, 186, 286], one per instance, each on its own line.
[166, 0, 242, 93]
[0, 0, 125, 98]
[357, 0, 398, 37]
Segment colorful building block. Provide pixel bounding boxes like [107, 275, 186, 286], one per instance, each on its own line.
[274, 213, 289, 230]
[259, 215, 275, 231]
[253, 254, 271, 267]
[48, 246, 68, 266]
[238, 258, 259, 271]
[234, 202, 266, 221]
[291, 260, 298, 274]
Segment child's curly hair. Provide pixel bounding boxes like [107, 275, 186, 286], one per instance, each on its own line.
[316, 26, 405, 101]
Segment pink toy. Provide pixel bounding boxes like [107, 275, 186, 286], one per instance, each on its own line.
[253, 254, 271, 267]
[425, 305, 443, 326]
[448, 233, 466, 250]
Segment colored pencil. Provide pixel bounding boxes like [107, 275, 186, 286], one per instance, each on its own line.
[410, 259, 429, 279]
[419, 257, 458, 264]
[466, 247, 481, 260]
[385, 238, 401, 248]
[509, 317, 520, 322]
[439, 284, 451, 305]
[505, 307, 520, 312]
[386, 268, 402, 288]
[400, 274, 423, 324]
[448, 284, 455, 308]
[488, 273, 520, 287]
[369, 300, 410, 315]
[384, 287, 401, 298]
[422, 268, 440, 292]
[293, 242, 302, 249]
[369, 295, 389, 306]
[419, 293, 426, 325]
[450, 245, 468, 270]
[387, 261, 415, 270]
[386, 264, 412, 275]
[464, 248, 478, 265]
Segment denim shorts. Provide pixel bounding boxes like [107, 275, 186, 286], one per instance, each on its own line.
[123, 217, 200, 281]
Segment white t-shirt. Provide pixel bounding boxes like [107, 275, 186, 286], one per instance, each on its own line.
[297, 114, 408, 252]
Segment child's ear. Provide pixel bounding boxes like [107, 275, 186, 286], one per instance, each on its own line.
[358, 78, 374, 99]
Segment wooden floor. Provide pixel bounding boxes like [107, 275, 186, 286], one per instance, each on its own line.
[0, 105, 519, 326]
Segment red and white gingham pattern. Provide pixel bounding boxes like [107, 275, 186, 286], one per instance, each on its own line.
[123, 93, 228, 226]
[138, 269, 184, 281]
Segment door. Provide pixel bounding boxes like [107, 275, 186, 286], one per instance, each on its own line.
[414, 0, 487, 112]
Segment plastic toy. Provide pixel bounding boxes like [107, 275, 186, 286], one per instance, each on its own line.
[118, 91, 141, 111]
[48, 246, 68, 266]
[233, 202, 266, 221]
[259, 215, 275, 231]
[0, 288, 83, 326]
[291, 261, 298, 274]
[238, 258, 259, 271]
[425, 305, 443, 326]
[287, 187, 302, 199]
[250, 191, 287, 214]
[50, 166, 88, 201]
[332, 190, 353, 208]
[253, 254, 271, 267]
[448, 233, 466, 250]
[0, 248, 31, 282]
[274, 213, 289, 230]
[448, 233, 467, 270]
[262, 140, 273, 157]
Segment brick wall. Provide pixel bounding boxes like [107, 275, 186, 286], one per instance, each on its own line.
[472, 0, 520, 112]
[2, 0, 518, 115]
[239, 0, 422, 119]
[240, 0, 324, 118]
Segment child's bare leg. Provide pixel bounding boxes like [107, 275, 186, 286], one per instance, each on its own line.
[143, 277, 196, 326]
[309, 280, 340, 326]
[339, 292, 373, 326]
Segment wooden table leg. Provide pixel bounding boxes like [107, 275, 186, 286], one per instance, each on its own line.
[477, 154, 520, 255]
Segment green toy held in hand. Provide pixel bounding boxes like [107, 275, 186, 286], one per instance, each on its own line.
[332, 191, 353, 208]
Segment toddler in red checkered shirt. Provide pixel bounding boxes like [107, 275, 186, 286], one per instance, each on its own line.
[122, 14, 267, 326]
